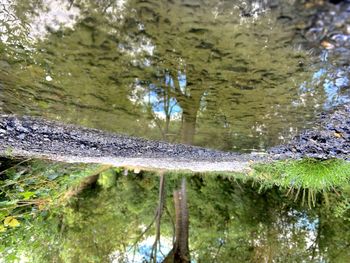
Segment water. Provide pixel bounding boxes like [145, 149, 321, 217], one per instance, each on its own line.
[1, 0, 349, 152]
[1, 2, 350, 262]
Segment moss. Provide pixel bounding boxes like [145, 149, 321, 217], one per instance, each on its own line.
[244, 159, 350, 207]
[250, 159, 350, 191]
[162, 159, 350, 196]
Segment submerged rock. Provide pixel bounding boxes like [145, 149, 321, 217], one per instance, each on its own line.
[270, 105, 350, 160]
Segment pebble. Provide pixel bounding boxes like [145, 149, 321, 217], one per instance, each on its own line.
[0, 104, 349, 164]
[0, 115, 247, 162]
[271, 105, 350, 160]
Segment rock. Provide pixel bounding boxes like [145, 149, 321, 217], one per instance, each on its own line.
[17, 134, 26, 140]
[270, 105, 350, 160]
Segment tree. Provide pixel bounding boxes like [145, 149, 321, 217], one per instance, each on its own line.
[122, 0, 314, 146]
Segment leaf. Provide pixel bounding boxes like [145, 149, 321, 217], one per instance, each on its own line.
[0, 200, 18, 208]
[0, 225, 6, 232]
[4, 216, 20, 227]
[2, 179, 16, 187]
[21, 191, 36, 200]
[0, 212, 8, 222]
[47, 172, 60, 180]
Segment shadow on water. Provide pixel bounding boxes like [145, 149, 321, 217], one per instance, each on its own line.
[0, 0, 349, 152]
[1, 158, 350, 262]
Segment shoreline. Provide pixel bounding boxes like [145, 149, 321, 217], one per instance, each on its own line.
[0, 105, 349, 172]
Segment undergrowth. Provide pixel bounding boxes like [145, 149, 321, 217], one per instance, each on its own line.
[250, 158, 350, 207]
[0, 159, 104, 232]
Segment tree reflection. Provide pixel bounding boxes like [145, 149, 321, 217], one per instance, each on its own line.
[0, 0, 325, 151]
[124, 0, 313, 147]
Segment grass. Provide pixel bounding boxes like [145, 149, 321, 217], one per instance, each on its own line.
[251, 159, 350, 190]
[249, 159, 350, 207]
[165, 158, 350, 193]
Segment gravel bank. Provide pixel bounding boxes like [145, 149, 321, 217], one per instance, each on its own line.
[0, 105, 349, 172]
[270, 105, 350, 160]
[0, 114, 264, 172]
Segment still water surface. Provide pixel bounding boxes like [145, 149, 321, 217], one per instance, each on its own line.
[1, 2, 350, 263]
[1, 0, 349, 151]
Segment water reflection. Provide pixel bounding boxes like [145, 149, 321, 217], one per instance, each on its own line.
[0, 0, 349, 151]
[2, 167, 350, 262]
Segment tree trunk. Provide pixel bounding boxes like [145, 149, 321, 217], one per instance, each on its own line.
[181, 100, 200, 145]
[173, 178, 190, 262]
[163, 178, 190, 263]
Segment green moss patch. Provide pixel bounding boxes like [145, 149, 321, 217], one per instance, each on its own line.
[251, 159, 350, 191]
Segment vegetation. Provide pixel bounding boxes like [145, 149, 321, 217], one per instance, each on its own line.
[1, 157, 350, 262]
[250, 159, 350, 208]
[0, 1, 349, 262]
[252, 158, 350, 190]
[0, 158, 103, 234]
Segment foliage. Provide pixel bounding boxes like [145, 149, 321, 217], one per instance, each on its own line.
[0, 163, 169, 262]
[248, 159, 350, 208]
[0, 158, 101, 244]
[1, 159, 350, 262]
[0, 0, 320, 151]
[185, 175, 317, 262]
